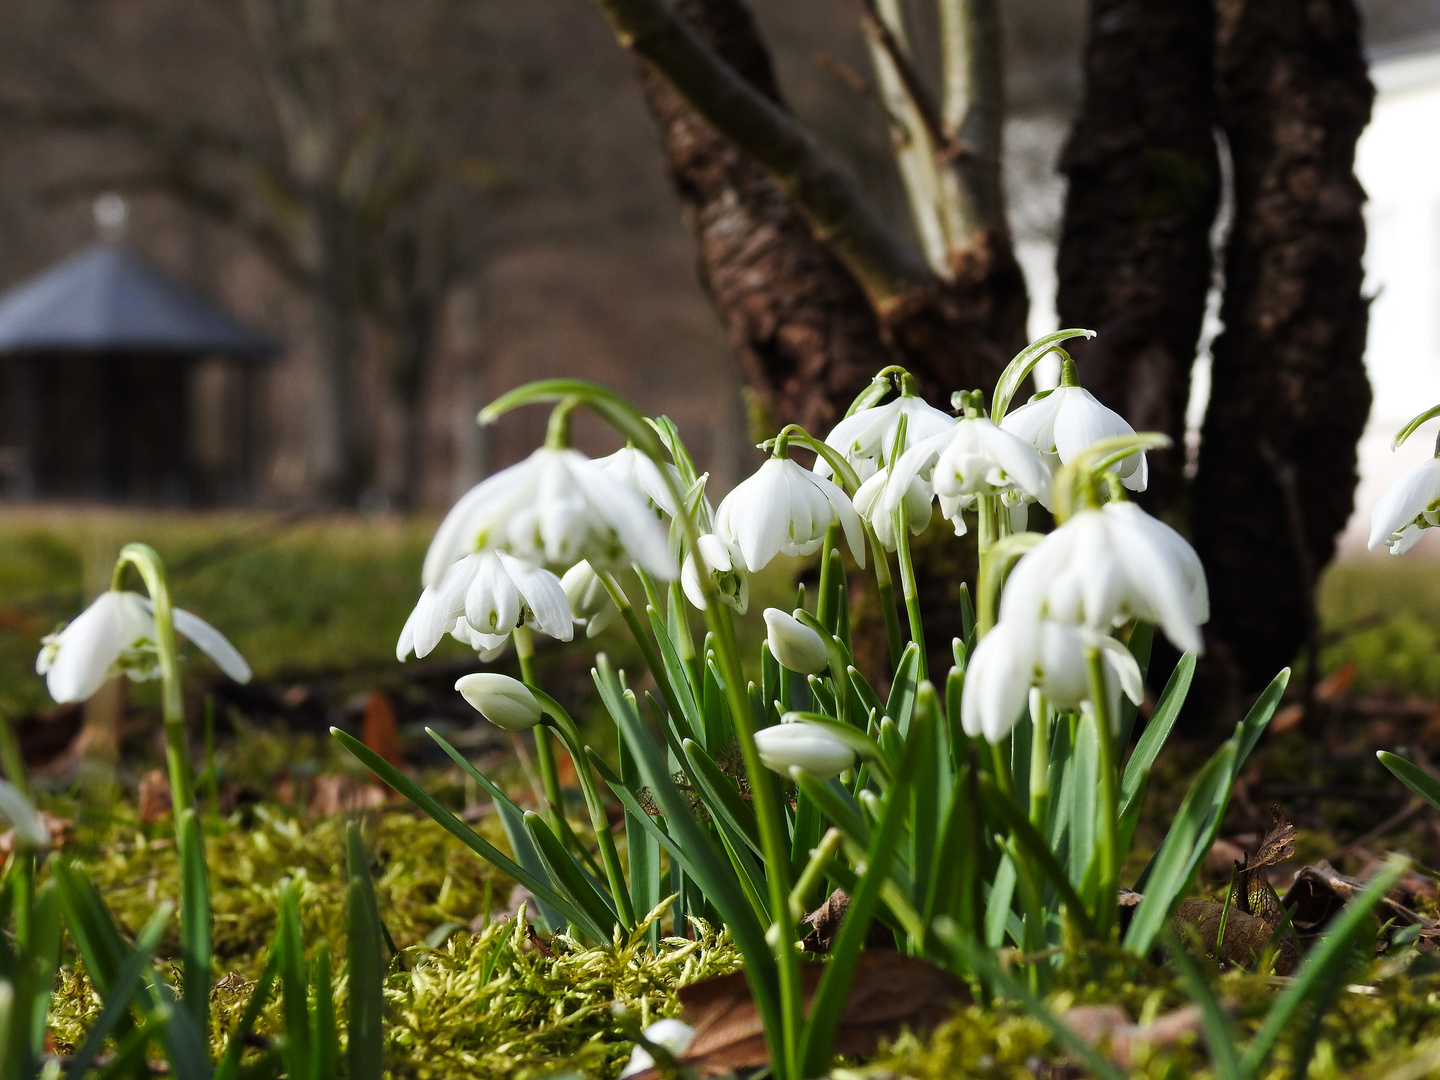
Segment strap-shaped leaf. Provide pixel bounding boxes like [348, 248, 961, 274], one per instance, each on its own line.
[346, 824, 386, 1080]
[1119, 652, 1196, 816]
[64, 902, 171, 1080]
[523, 812, 621, 933]
[1378, 751, 1440, 813]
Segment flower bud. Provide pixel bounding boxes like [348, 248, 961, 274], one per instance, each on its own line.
[560, 560, 618, 638]
[763, 608, 830, 674]
[455, 672, 543, 730]
[620, 1018, 696, 1078]
[754, 721, 856, 780]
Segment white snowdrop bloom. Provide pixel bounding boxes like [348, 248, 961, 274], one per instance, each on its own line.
[817, 395, 957, 482]
[714, 457, 866, 572]
[593, 446, 682, 518]
[455, 673, 543, 731]
[560, 560, 620, 638]
[853, 469, 932, 550]
[961, 619, 1144, 743]
[398, 552, 573, 660]
[37, 590, 251, 704]
[421, 447, 676, 588]
[620, 1019, 696, 1078]
[999, 501, 1208, 655]
[763, 608, 830, 674]
[680, 533, 750, 613]
[1001, 385, 1148, 491]
[754, 721, 857, 780]
[1369, 457, 1440, 555]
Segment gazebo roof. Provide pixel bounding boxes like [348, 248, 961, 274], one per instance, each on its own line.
[0, 244, 277, 359]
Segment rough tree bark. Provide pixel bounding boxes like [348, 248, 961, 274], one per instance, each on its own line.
[1194, 0, 1372, 690]
[1055, 0, 1220, 520]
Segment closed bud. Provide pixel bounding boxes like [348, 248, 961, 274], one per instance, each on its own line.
[455, 672, 543, 730]
[754, 721, 856, 780]
[763, 608, 830, 674]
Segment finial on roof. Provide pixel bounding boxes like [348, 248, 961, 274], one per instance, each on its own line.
[92, 193, 128, 241]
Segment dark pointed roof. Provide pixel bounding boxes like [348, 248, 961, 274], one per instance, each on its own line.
[0, 244, 277, 359]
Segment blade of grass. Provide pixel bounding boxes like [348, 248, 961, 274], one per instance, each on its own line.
[346, 824, 386, 1080]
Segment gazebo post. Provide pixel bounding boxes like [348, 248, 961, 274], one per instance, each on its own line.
[100, 352, 124, 500]
[15, 356, 37, 498]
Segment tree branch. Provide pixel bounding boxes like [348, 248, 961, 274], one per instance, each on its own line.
[590, 0, 934, 308]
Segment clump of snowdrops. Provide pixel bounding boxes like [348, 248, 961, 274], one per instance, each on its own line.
[339, 328, 1354, 1080]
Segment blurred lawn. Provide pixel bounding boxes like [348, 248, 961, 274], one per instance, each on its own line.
[1320, 555, 1440, 697]
[0, 509, 436, 718]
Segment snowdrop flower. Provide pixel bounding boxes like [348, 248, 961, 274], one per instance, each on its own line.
[714, 456, 865, 572]
[593, 446, 682, 518]
[880, 416, 1051, 536]
[817, 393, 957, 482]
[1369, 457, 1440, 555]
[999, 501, 1208, 655]
[1001, 383, 1148, 491]
[398, 552, 573, 660]
[754, 721, 857, 780]
[560, 560, 620, 638]
[681, 533, 750, 613]
[455, 673, 543, 731]
[421, 447, 676, 588]
[37, 590, 251, 704]
[961, 619, 1144, 742]
[852, 469, 932, 550]
[620, 1019, 696, 1078]
[763, 608, 830, 674]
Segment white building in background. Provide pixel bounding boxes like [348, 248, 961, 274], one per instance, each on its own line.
[1344, 37, 1440, 552]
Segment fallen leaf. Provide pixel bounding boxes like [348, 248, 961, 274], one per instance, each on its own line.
[361, 690, 403, 772]
[625, 951, 968, 1078]
[1282, 860, 1438, 950]
[1315, 663, 1358, 701]
[1061, 1003, 1206, 1069]
[138, 768, 172, 824]
[0, 811, 73, 855]
[307, 774, 387, 817]
[1171, 898, 1298, 974]
[800, 888, 895, 952]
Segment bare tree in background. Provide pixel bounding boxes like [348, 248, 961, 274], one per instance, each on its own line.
[591, 0, 1374, 701]
[0, 0, 484, 507]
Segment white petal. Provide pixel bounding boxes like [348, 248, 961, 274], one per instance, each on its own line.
[396, 600, 420, 662]
[466, 553, 520, 636]
[812, 469, 866, 569]
[720, 461, 790, 572]
[172, 608, 252, 683]
[421, 463, 532, 587]
[999, 393, 1061, 452]
[44, 592, 130, 703]
[501, 554, 575, 642]
[576, 455, 678, 579]
[1369, 459, 1440, 550]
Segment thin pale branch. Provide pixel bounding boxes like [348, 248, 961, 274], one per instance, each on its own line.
[936, 0, 1007, 237]
[591, 0, 934, 307]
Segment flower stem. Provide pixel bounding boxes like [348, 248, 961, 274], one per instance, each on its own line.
[978, 494, 999, 559]
[514, 627, 565, 836]
[1085, 649, 1119, 941]
[893, 509, 926, 681]
[1028, 693, 1050, 832]
[866, 524, 905, 672]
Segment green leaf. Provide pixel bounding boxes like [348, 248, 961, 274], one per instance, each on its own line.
[333, 727, 604, 941]
[1115, 622, 1155, 748]
[346, 824, 386, 1080]
[886, 643, 921, 735]
[1377, 751, 1440, 813]
[176, 808, 212, 1032]
[681, 740, 763, 857]
[276, 881, 312, 1080]
[990, 329, 1097, 422]
[1119, 652, 1196, 818]
[1162, 934, 1242, 1079]
[523, 812, 620, 932]
[310, 944, 338, 1080]
[479, 379, 668, 461]
[213, 951, 278, 1080]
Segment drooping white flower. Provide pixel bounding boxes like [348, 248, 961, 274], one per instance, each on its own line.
[961, 619, 1144, 743]
[421, 447, 676, 588]
[817, 395, 957, 482]
[398, 552, 573, 661]
[754, 720, 857, 780]
[37, 590, 251, 704]
[593, 446, 682, 518]
[560, 560, 620, 638]
[852, 469, 932, 550]
[1369, 458, 1440, 555]
[455, 672, 543, 731]
[1001, 386, 1148, 491]
[620, 1019, 696, 1079]
[999, 501, 1208, 655]
[880, 416, 1052, 536]
[763, 608, 830, 674]
[681, 533, 750, 613]
[714, 457, 866, 572]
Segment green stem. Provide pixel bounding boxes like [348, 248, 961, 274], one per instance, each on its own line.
[867, 525, 905, 672]
[1029, 693, 1050, 833]
[893, 508, 926, 681]
[977, 494, 999, 560]
[1085, 649, 1119, 941]
[514, 627, 565, 837]
[598, 573, 688, 731]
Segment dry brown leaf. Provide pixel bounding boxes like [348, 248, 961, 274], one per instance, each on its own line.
[360, 690, 403, 772]
[138, 768, 172, 824]
[0, 811, 73, 855]
[1282, 860, 1438, 951]
[800, 888, 895, 952]
[1060, 1003, 1206, 1069]
[627, 951, 968, 1078]
[307, 774, 387, 817]
[1171, 898, 1298, 974]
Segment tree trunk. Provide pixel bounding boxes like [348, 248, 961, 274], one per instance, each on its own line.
[1194, 0, 1372, 690]
[635, 0, 1027, 436]
[1055, 0, 1220, 520]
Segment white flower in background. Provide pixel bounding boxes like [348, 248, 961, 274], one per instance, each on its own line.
[714, 457, 866, 572]
[593, 446, 683, 518]
[421, 447, 677, 588]
[816, 395, 957, 482]
[620, 1019, 696, 1079]
[37, 590, 251, 704]
[999, 501, 1208, 655]
[560, 560, 620, 638]
[961, 619, 1144, 742]
[681, 534, 750, 613]
[1369, 458, 1440, 555]
[455, 672, 543, 731]
[1001, 386, 1148, 491]
[754, 720, 857, 780]
[398, 552, 573, 660]
[881, 416, 1051, 536]
[853, 469, 932, 550]
[763, 608, 830, 674]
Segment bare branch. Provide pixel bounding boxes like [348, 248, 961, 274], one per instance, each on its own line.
[590, 0, 934, 307]
[937, 0, 1007, 236]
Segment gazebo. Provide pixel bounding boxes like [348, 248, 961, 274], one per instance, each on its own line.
[0, 244, 277, 504]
